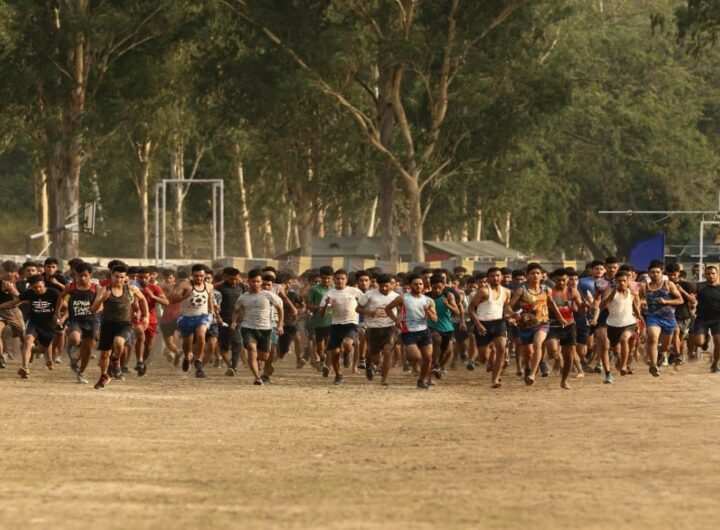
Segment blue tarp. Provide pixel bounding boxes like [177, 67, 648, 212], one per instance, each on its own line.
[629, 233, 665, 271]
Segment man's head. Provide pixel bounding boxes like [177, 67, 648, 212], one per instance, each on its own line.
[590, 259, 605, 279]
[333, 269, 348, 290]
[407, 273, 425, 295]
[223, 267, 241, 287]
[74, 262, 93, 287]
[355, 270, 370, 292]
[22, 261, 38, 278]
[705, 265, 718, 284]
[44, 257, 59, 276]
[615, 270, 629, 291]
[247, 269, 263, 293]
[551, 268, 569, 290]
[486, 267, 502, 288]
[376, 274, 393, 295]
[526, 263, 543, 283]
[319, 266, 333, 288]
[111, 265, 128, 287]
[191, 264, 206, 285]
[137, 267, 150, 287]
[430, 275, 445, 296]
[665, 262, 681, 283]
[604, 256, 620, 277]
[648, 259, 664, 282]
[27, 274, 46, 294]
[262, 274, 275, 291]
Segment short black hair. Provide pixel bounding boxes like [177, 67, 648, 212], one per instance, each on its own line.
[333, 269, 348, 277]
[319, 266, 334, 276]
[430, 275, 445, 286]
[128, 266, 140, 274]
[590, 259, 604, 269]
[406, 273, 423, 284]
[262, 266, 277, 274]
[27, 274, 44, 284]
[605, 256, 620, 265]
[487, 267, 501, 275]
[191, 264, 205, 273]
[247, 269, 263, 280]
[137, 267, 149, 275]
[501, 267, 512, 275]
[111, 265, 128, 275]
[526, 262, 543, 273]
[665, 263, 681, 273]
[74, 262, 93, 274]
[551, 268, 569, 278]
[511, 269, 525, 279]
[44, 257, 58, 266]
[376, 274, 392, 284]
[648, 259, 664, 270]
[355, 269, 370, 279]
[262, 274, 276, 283]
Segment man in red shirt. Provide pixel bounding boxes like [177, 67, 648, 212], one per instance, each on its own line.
[133, 267, 168, 376]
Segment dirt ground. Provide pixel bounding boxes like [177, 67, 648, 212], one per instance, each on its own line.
[1, 349, 719, 530]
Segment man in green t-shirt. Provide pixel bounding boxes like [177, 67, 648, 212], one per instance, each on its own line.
[306, 266, 334, 372]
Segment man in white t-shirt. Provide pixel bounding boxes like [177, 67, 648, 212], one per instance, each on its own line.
[356, 273, 399, 386]
[231, 269, 284, 386]
[320, 269, 362, 385]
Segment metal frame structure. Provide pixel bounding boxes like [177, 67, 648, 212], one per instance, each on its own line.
[154, 179, 224, 266]
[698, 220, 720, 281]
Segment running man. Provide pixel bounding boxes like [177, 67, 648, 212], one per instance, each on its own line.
[306, 266, 333, 372]
[692, 265, 720, 373]
[55, 261, 98, 383]
[169, 264, 215, 378]
[319, 269, 363, 385]
[215, 267, 245, 376]
[428, 275, 460, 380]
[133, 267, 169, 376]
[91, 265, 149, 389]
[546, 268, 584, 389]
[231, 269, 284, 385]
[357, 273, 399, 386]
[468, 267, 511, 388]
[385, 273, 438, 390]
[0, 275, 61, 378]
[599, 270, 643, 379]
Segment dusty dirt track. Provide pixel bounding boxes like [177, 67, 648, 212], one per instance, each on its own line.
[1, 354, 719, 530]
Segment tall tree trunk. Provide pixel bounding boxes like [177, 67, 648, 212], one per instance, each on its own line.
[460, 190, 469, 241]
[262, 219, 275, 257]
[315, 201, 326, 238]
[407, 179, 424, 262]
[376, 60, 398, 261]
[135, 140, 151, 260]
[366, 196, 378, 237]
[170, 142, 185, 257]
[234, 146, 253, 258]
[505, 211, 511, 249]
[34, 169, 50, 250]
[474, 209, 482, 242]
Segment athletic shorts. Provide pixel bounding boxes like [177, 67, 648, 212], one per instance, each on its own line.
[144, 319, 158, 339]
[0, 308, 25, 336]
[177, 314, 212, 338]
[507, 324, 519, 341]
[596, 309, 609, 328]
[366, 327, 396, 356]
[692, 318, 720, 337]
[218, 326, 242, 351]
[575, 324, 589, 346]
[518, 324, 550, 345]
[432, 329, 454, 352]
[66, 319, 98, 340]
[98, 321, 133, 351]
[241, 327, 272, 353]
[327, 323, 358, 351]
[548, 323, 577, 346]
[206, 322, 219, 339]
[314, 326, 330, 342]
[160, 320, 178, 339]
[26, 323, 55, 349]
[453, 326, 469, 342]
[645, 315, 677, 336]
[271, 327, 280, 346]
[278, 325, 298, 355]
[607, 324, 636, 348]
[401, 328, 432, 348]
[474, 319, 507, 347]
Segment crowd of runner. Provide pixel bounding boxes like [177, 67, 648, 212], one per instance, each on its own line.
[1, 256, 718, 390]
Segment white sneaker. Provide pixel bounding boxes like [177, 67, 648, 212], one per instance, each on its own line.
[76, 371, 88, 384]
[661, 354, 669, 367]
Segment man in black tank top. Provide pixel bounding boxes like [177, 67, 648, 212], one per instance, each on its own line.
[55, 261, 98, 384]
[91, 265, 149, 389]
[214, 267, 245, 376]
[692, 265, 720, 372]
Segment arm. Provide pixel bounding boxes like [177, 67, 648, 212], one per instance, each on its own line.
[598, 289, 616, 311]
[230, 304, 245, 330]
[425, 299, 438, 322]
[385, 295, 404, 329]
[274, 300, 285, 335]
[661, 282, 684, 306]
[319, 294, 333, 317]
[278, 288, 298, 319]
[130, 286, 150, 329]
[632, 292, 644, 323]
[508, 288, 523, 319]
[444, 292, 460, 316]
[149, 287, 169, 307]
[547, 293, 568, 326]
[55, 294, 70, 323]
[677, 282, 697, 305]
[167, 282, 191, 304]
[467, 288, 489, 333]
[571, 288, 586, 315]
[90, 287, 109, 314]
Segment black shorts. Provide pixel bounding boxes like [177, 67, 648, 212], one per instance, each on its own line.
[205, 323, 219, 339]
[453, 325, 469, 342]
[366, 327, 396, 356]
[327, 324, 358, 351]
[432, 329, 454, 352]
[67, 319, 98, 340]
[596, 309, 609, 328]
[218, 326, 242, 351]
[278, 324, 298, 355]
[160, 320, 178, 339]
[692, 318, 720, 337]
[314, 326, 331, 342]
[401, 329, 432, 348]
[607, 324, 636, 348]
[548, 323, 577, 346]
[474, 319, 507, 347]
[26, 323, 55, 349]
[98, 321, 133, 351]
[575, 324, 589, 346]
[241, 327, 272, 353]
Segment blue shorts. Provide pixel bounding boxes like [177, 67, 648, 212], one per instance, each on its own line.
[518, 324, 550, 345]
[646, 315, 676, 336]
[177, 314, 212, 338]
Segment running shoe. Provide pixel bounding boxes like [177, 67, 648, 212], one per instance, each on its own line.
[649, 365, 660, 377]
[358, 359, 366, 370]
[261, 374, 271, 383]
[195, 367, 207, 378]
[604, 372, 614, 384]
[182, 357, 190, 372]
[460, 351, 468, 361]
[94, 373, 110, 389]
[121, 366, 131, 375]
[225, 367, 236, 376]
[137, 362, 147, 377]
[296, 358, 306, 369]
[76, 371, 88, 384]
[0, 356, 5, 369]
[342, 351, 350, 369]
[432, 367, 442, 379]
[253, 378, 263, 386]
[593, 365, 602, 374]
[466, 361, 474, 371]
[18, 366, 29, 379]
[69, 359, 79, 374]
[711, 363, 719, 373]
[416, 380, 430, 390]
[173, 353, 181, 367]
[322, 364, 330, 378]
[661, 354, 669, 367]
[53, 356, 61, 364]
[539, 361, 549, 377]
[333, 374, 343, 385]
[365, 363, 374, 381]
[213, 357, 221, 369]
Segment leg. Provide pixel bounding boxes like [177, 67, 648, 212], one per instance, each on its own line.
[646, 326, 661, 369]
[491, 336, 507, 387]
